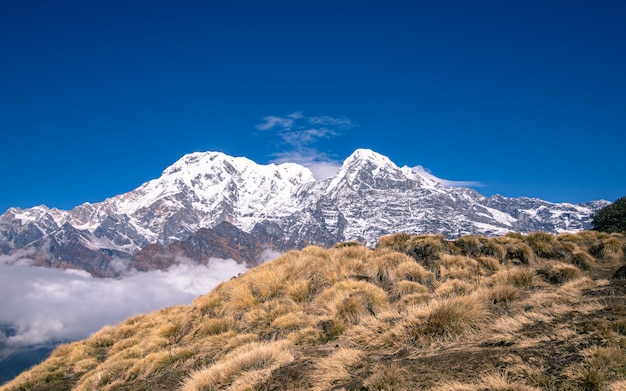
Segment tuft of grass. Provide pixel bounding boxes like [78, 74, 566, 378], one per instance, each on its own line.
[269, 312, 311, 337]
[543, 262, 583, 284]
[526, 231, 566, 259]
[194, 317, 237, 338]
[454, 235, 482, 257]
[336, 295, 374, 325]
[435, 279, 476, 298]
[395, 260, 436, 288]
[508, 361, 550, 388]
[363, 362, 407, 391]
[376, 233, 412, 253]
[438, 254, 481, 282]
[395, 292, 433, 313]
[404, 294, 486, 345]
[490, 283, 520, 306]
[376, 234, 451, 268]
[493, 267, 535, 288]
[436, 371, 540, 390]
[477, 256, 501, 273]
[285, 278, 311, 303]
[562, 345, 626, 391]
[220, 281, 260, 320]
[483, 238, 507, 261]
[590, 236, 624, 262]
[314, 280, 389, 325]
[310, 348, 365, 390]
[345, 313, 407, 353]
[390, 280, 430, 301]
[180, 340, 294, 391]
[366, 250, 412, 286]
[571, 250, 595, 270]
[501, 237, 535, 264]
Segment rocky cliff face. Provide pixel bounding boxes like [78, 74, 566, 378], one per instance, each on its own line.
[0, 149, 607, 276]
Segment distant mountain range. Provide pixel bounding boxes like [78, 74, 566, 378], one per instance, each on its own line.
[0, 149, 607, 277]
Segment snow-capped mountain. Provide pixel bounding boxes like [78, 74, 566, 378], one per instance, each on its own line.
[0, 149, 607, 276]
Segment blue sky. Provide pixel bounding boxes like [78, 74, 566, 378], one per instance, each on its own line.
[1, 0, 625, 213]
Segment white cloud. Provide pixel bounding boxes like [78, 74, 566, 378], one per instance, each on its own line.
[254, 112, 306, 131]
[256, 112, 356, 148]
[413, 165, 484, 188]
[255, 115, 295, 131]
[0, 246, 38, 266]
[308, 115, 355, 129]
[256, 247, 282, 264]
[272, 149, 342, 179]
[280, 127, 337, 147]
[299, 160, 342, 180]
[258, 112, 356, 179]
[0, 259, 249, 358]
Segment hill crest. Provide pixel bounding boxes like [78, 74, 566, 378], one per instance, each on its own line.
[3, 230, 625, 390]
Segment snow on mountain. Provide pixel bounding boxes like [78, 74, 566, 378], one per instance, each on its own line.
[0, 148, 608, 276]
[91, 151, 315, 244]
[325, 148, 443, 195]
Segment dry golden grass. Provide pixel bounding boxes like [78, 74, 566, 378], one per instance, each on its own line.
[403, 293, 487, 346]
[394, 259, 436, 287]
[571, 250, 595, 270]
[492, 266, 536, 288]
[477, 255, 501, 273]
[543, 262, 583, 284]
[390, 280, 430, 301]
[180, 340, 293, 391]
[310, 348, 365, 390]
[482, 238, 507, 261]
[608, 380, 626, 391]
[434, 279, 477, 297]
[590, 235, 625, 262]
[526, 231, 564, 259]
[501, 237, 535, 264]
[362, 362, 408, 391]
[3, 230, 625, 391]
[314, 279, 389, 325]
[436, 371, 540, 391]
[438, 254, 481, 281]
[562, 345, 626, 390]
[454, 235, 482, 257]
[490, 283, 521, 306]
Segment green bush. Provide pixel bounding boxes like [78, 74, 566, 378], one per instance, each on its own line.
[593, 197, 626, 234]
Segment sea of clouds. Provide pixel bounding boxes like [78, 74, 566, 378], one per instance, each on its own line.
[0, 258, 250, 360]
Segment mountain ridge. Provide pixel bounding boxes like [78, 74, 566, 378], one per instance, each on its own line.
[0, 149, 608, 277]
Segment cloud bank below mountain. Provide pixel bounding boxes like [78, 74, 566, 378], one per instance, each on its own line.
[0, 259, 248, 359]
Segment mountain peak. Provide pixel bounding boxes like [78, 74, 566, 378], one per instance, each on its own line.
[324, 149, 412, 194]
[343, 148, 396, 169]
[161, 151, 315, 183]
[161, 151, 245, 176]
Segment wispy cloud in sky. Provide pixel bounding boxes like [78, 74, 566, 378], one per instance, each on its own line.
[255, 112, 481, 186]
[413, 165, 484, 188]
[256, 112, 357, 179]
[254, 115, 296, 131]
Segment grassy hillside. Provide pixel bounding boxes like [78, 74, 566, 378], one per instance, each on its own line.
[3, 231, 626, 390]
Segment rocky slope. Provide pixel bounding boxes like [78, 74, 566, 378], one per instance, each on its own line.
[0, 149, 607, 276]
